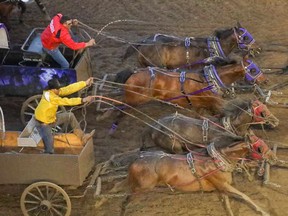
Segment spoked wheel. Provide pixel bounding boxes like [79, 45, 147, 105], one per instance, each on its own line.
[20, 181, 71, 216]
[21, 95, 66, 126]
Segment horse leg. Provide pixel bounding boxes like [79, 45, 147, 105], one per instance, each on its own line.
[221, 193, 234, 216]
[17, 1, 26, 24]
[222, 182, 270, 216]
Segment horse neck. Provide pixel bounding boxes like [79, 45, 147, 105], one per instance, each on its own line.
[218, 32, 237, 56]
[229, 109, 253, 136]
[217, 65, 245, 85]
[220, 142, 250, 163]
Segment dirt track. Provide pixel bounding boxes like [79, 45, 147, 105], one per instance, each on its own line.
[1, 0, 288, 215]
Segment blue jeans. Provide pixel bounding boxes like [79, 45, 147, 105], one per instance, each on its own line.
[35, 113, 81, 154]
[36, 123, 54, 154]
[42, 47, 69, 69]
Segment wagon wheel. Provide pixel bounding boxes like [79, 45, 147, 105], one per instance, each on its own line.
[0, 106, 5, 142]
[21, 95, 66, 126]
[20, 181, 71, 216]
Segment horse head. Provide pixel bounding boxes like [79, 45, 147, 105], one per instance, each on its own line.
[250, 99, 279, 128]
[241, 57, 268, 84]
[219, 133, 277, 166]
[234, 22, 261, 56]
[245, 133, 277, 164]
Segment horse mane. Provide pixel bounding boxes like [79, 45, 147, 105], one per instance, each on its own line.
[114, 68, 134, 84]
[214, 28, 234, 39]
[220, 98, 252, 118]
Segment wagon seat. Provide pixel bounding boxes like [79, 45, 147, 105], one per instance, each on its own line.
[20, 28, 49, 67]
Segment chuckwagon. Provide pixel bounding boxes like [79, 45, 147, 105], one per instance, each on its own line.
[0, 23, 93, 125]
[0, 105, 96, 216]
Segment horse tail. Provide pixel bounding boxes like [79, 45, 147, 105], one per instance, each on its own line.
[114, 69, 134, 84]
[122, 44, 140, 61]
[18, 1, 26, 13]
[17, 1, 26, 23]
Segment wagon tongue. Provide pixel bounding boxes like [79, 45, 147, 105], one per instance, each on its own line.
[0, 23, 9, 49]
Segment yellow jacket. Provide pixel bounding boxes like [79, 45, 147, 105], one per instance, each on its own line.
[35, 81, 86, 124]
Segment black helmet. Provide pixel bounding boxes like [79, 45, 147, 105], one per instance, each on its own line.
[47, 78, 61, 90]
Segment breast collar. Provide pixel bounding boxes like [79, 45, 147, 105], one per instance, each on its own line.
[203, 64, 227, 94]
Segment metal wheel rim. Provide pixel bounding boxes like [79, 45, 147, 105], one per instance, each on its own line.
[20, 181, 71, 216]
[0, 106, 5, 140]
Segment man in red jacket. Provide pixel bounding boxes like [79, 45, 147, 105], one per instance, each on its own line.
[41, 13, 95, 68]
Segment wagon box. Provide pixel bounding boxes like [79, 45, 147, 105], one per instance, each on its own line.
[0, 135, 95, 186]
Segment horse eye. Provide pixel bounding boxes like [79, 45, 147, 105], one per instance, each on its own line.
[243, 36, 250, 41]
[260, 112, 266, 117]
[257, 146, 263, 153]
[249, 68, 257, 75]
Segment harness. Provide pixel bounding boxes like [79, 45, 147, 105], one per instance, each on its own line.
[203, 64, 226, 94]
[179, 71, 193, 106]
[186, 152, 204, 192]
[207, 36, 227, 59]
[148, 67, 156, 88]
[221, 116, 238, 135]
[207, 142, 233, 172]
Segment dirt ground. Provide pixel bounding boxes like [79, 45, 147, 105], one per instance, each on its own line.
[1, 0, 288, 215]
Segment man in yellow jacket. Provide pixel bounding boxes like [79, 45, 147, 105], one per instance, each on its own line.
[35, 77, 95, 154]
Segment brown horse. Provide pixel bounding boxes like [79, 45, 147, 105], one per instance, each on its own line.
[141, 99, 279, 154]
[103, 58, 267, 133]
[98, 135, 276, 216]
[123, 23, 261, 69]
[0, 0, 26, 30]
[0, 0, 50, 31]
[113, 58, 266, 115]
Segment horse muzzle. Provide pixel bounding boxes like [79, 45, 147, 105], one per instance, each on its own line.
[265, 115, 280, 128]
[249, 47, 262, 57]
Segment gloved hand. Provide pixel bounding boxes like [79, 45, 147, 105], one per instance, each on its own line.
[82, 96, 94, 103]
[85, 77, 94, 86]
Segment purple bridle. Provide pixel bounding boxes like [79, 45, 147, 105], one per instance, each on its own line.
[234, 27, 256, 50]
[242, 59, 262, 83]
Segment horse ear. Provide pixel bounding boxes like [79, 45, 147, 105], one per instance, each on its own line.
[242, 54, 249, 62]
[236, 21, 242, 28]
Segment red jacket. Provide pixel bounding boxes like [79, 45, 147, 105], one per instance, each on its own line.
[41, 13, 86, 50]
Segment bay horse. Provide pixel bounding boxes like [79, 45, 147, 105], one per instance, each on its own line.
[103, 58, 267, 133]
[98, 135, 276, 216]
[0, 0, 50, 31]
[123, 22, 261, 69]
[141, 99, 279, 154]
[114, 58, 265, 114]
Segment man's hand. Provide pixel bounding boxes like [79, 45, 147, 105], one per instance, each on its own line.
[82, 96, 94, 103]
[85, 77, 93, 86]
[72, 19, 79, 26]
[85, 39, 96, 47]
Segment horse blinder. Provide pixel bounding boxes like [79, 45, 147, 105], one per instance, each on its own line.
[249, 136, 271, 160]
[237, 27, 256, 49]
[252, 100, 271, 123]
[243, 60, 263, 83]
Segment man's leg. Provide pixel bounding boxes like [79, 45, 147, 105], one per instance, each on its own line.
[56, 112, 81, 131]
[43, 47, 69, 68]
[36, 123, 54, 154]
[56, 112, 95, 143]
